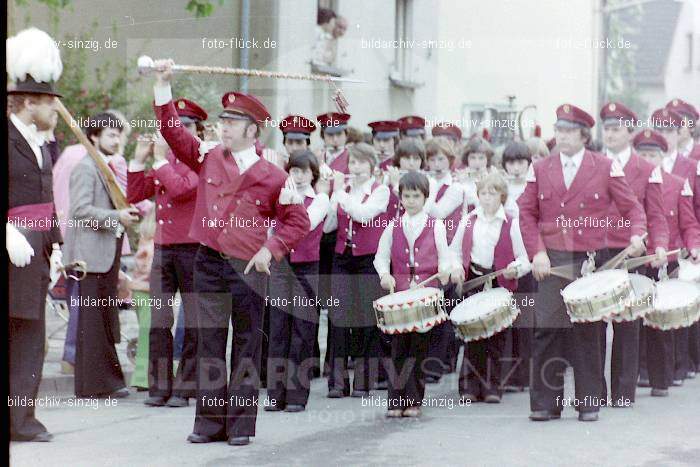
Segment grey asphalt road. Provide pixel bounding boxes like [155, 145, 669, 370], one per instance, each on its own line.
[10, 368, 700, 467]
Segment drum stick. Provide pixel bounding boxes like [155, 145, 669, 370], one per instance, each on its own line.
[548, 265, 577, 281]
[598, 233, 649, 271]
[623, 248, 683, 271]
[409, 272, 442, 290]
[458, 267, 509, 295]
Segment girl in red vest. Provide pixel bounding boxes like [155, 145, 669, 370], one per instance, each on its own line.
[374, 171, 452, 417]
[450, 172, 531, 403]
[326, 143, 390, 398]
[265, 150, 331, 412]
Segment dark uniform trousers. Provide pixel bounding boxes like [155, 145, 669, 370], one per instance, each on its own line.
[75, 238, 126, 397]
[9, 314, 48, 440]
[672, 327, 690, 381]
[508, 273, 536, 388]
[148, 243, 199, 399]
[318, 231, 336, 375]
[458, 265, 508, 399]
[267, 259, 319, 407]
[387, 332, 430, 410]
[193, 246, 267, 438]
[689, 322, 700, 373]
[530, 249, 606, 414]
[638, 265, 675, 390]
[327, 250, 384, 394]
[425, 283, 458, 379]
[598, 249, 644, 404]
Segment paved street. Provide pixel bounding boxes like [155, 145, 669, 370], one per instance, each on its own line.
[11, 362, 700, 466]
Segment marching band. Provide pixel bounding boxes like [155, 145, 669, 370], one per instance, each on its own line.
[7, 29, 700, 447]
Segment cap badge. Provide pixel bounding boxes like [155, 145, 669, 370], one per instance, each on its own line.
[609, 103, 616, 111]
[644, 129, 651, 137]
[407, 117, 413, 123]
[662, 110, 669, 116]
[228, 94, 236, 103]
[178, 101, 186, 109]
[563, 104, 570, 113]
[672, 99, 679, 106]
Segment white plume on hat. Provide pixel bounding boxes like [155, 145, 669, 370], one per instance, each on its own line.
[7, 27, 63, 83]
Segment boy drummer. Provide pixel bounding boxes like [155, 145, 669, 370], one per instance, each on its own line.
[450, 172, 531, 403]
[374, 171, 452, 417]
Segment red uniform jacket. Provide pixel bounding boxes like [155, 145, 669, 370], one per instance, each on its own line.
[662, 172, 700, 251]
[127, 150, 198, 245]
[606, 153, 668, 251]
[671, 154, 700, 222]
[154, 102, 310, 261]
[517, 150, 646, 256]
[687, 143, 700, 162]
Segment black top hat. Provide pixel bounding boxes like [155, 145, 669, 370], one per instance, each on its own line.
[8, 75, 62, 97]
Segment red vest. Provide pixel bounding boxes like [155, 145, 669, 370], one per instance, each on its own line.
[386, 190, 404, 221]
[289, 195, 324, 263]
[460, 213, 518, 291]
[335, 182, 386, 256]
[328, 148, 349, 173]
[390, 216, 438, 291]
[436, 184, 463, 243]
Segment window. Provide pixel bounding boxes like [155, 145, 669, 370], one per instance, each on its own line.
[390, 0, 422, 88]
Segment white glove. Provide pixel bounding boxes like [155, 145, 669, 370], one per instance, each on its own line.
[197, 140, 219, 163]
[49, 248, 63, 289]
[6, 223, 35, 268]
[279, 177, 304, 205]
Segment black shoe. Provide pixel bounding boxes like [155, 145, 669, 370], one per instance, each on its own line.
[374, 380, 388, 390]
[264, 402, 284, 412]
[460, 393, 477, 403]
[187, 433, 224, 443]
[688, 371, 696, 379]
[637, 378, 650, 388]
[166, 396, 189, 407]
[672, 379, 684, 387]
[529, 410, 560, 421]
[285, 404, 305, 412]
[578, 412, 599, 422]
[651, 388, 669, 397]
[144, 396, 167, 407]
[228, 436, 250, 446]
[503, 385, 524, 393]
[108, 388, 130, 399]
[327, 389, 344, 398]
[425, 375, 440, 384]
[484, 394, 501, 404]
[351, 390, 369, 398]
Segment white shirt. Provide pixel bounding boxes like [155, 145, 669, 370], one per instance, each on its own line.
[10, 113, 44, 167]
[299, 185, 330, 231]
[325, 177, 390, 235]
[231, 146, 259, 174]
[425, 173, 465, 219]
[680, 139, 694, 158]
[606, 146, 632, 169]
[450, 205, 531, 277]
[560, 147, 585, 189]
[373, 210, 452, 278]
[662, 150, 678, 174]
[505, 180, 527, 218]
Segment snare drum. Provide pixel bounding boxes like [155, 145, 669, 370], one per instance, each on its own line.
[450, 288, 519, 342]
[643, 279, 700, 331]
[373, 287, 447, 334]
[561, 270, 631, 323]
[611, 273, 655, 323]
